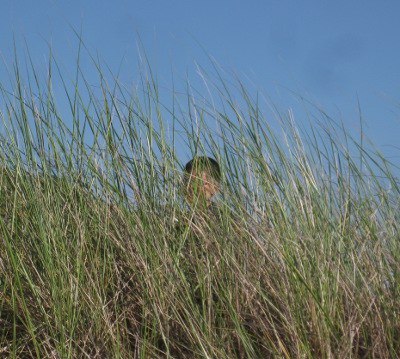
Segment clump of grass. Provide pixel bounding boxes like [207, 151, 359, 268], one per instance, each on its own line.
[0, 42, 399, 358]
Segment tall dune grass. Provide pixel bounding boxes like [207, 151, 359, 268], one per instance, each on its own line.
[0, 45, 399, 358]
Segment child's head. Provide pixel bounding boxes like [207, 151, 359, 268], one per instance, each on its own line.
[183, 156, 221, 203]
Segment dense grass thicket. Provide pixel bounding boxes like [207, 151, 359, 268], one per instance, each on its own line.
[0, 49, 399, 358]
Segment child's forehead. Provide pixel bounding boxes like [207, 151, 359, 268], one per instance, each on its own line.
[189, 168, 206, 174]
[187, 170, 208, 182]
[191, 163, 211, 171]
[188, 168, 213, 176]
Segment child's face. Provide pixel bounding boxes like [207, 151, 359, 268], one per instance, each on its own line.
[186, 170, 219, 203]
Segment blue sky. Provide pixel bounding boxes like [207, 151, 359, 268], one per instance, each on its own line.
[1, 0, 400, 166]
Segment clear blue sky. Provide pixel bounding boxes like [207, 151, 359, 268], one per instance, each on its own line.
[1, 0, 399, 166]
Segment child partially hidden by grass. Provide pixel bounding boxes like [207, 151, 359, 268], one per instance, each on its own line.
[179, 156, 232, 233]
[182, 156, 257, 235]
[170, 156, 225, 255]
[183, 156, 221, 209]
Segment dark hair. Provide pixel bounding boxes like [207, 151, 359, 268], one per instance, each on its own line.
[184, 156, 221, 182]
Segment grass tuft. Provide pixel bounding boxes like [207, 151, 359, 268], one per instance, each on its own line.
[0, 43, 399, 358]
